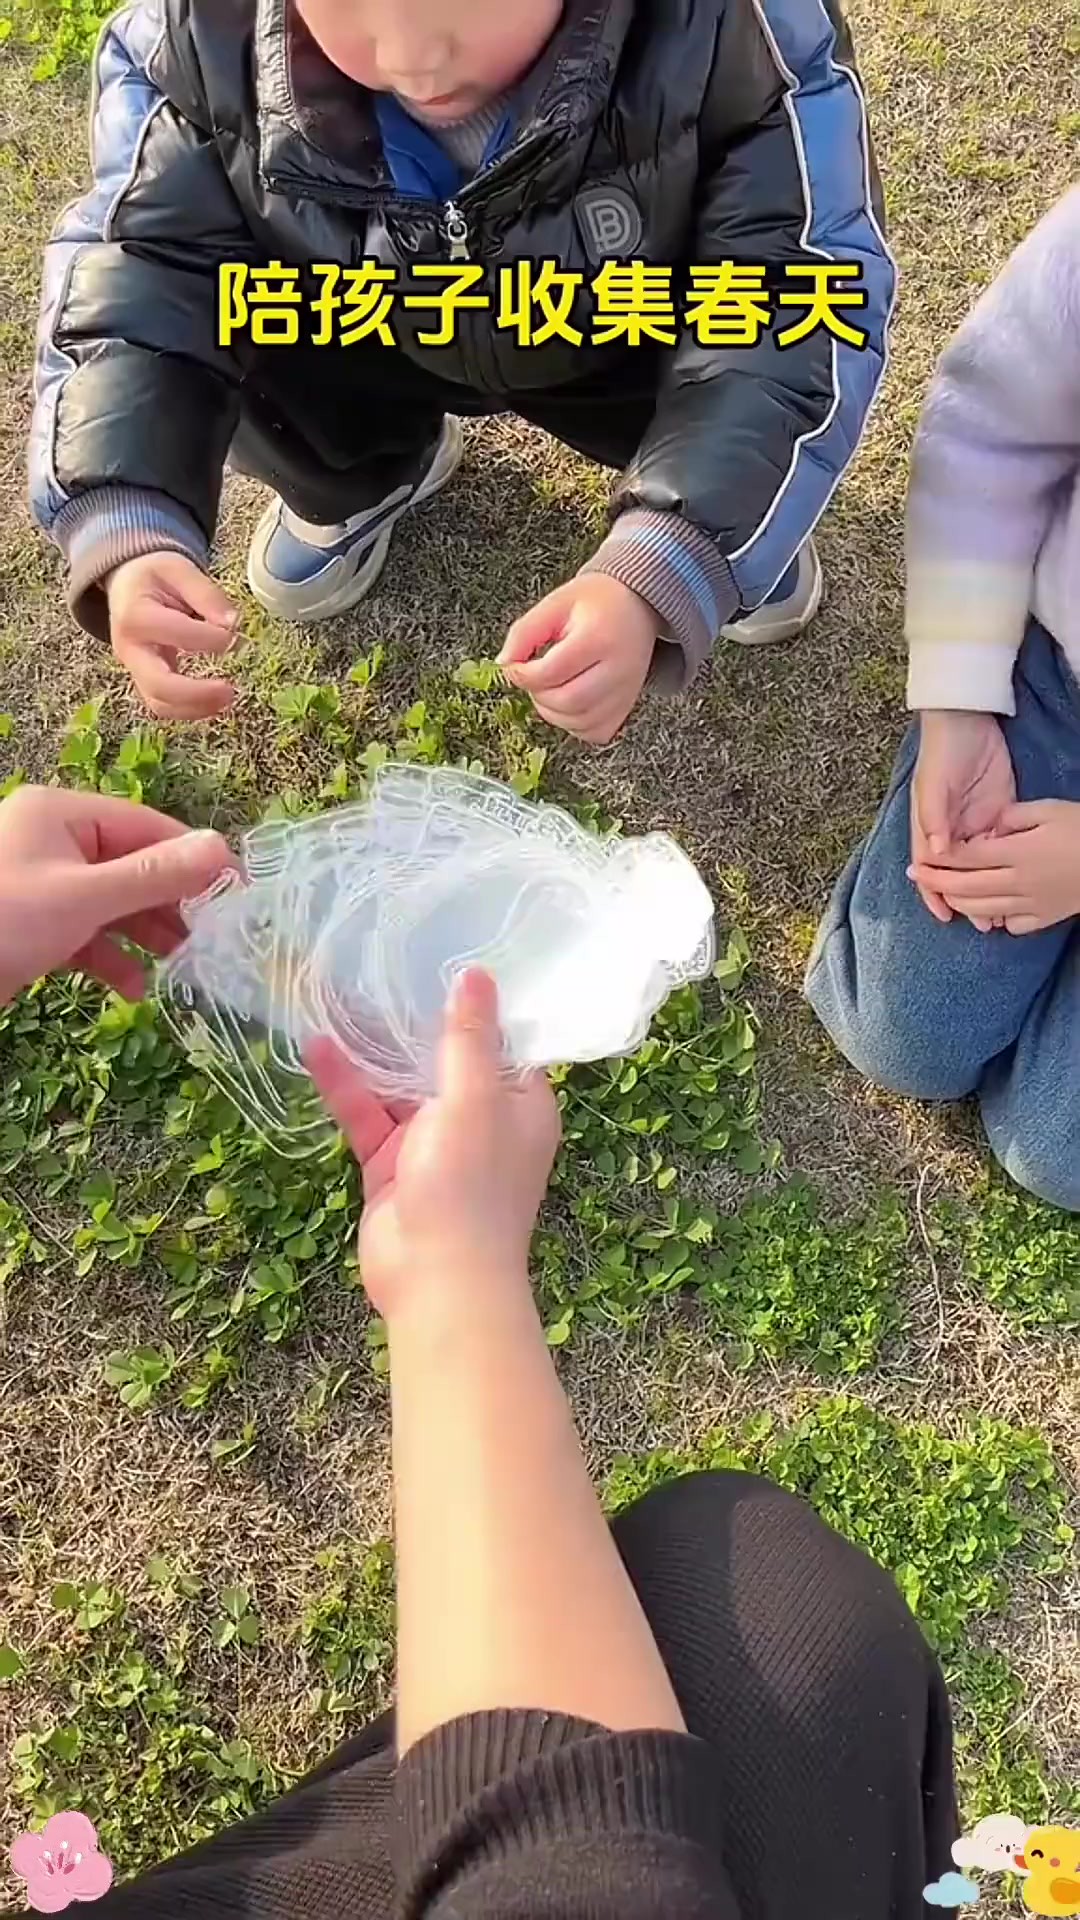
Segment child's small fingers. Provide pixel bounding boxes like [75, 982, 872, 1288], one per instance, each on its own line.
[514, 626, 601, 694]
[124, 605, 238, 657]
[125, 648, 236, 720]
[941, 892, 1015, 920]
[915, 884, 953, 925]
[909, 863, 1011, 901]
[499, 602, 559, 668]
[532, 683, 627, 745]
[532, 661, 613, 719]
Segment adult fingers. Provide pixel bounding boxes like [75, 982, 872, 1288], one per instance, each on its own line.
[516, 1068, 563, 1161]
[59, 790, 206, 865]
[70, 827, 234, 929]
[913, 879, 954, 925]
[437, 969, 503, 1109]
[72, 933, 147, 1002]
[907, 861, 1014, 899]
[937, 889, 1017, 919]
[111, 906, 189, 957]
[306, 1036, 398, 1166]
[996, 801, 1052, 835]
[911, 835, 1006, 873]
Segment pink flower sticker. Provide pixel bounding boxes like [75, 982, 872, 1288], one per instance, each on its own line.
[9, 1811, 113, 1912]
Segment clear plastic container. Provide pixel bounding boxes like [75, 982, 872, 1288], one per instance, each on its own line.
[157, 768, 717, 1156]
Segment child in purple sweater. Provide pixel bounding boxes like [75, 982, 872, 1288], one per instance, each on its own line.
[807, 186, 1080, 1209]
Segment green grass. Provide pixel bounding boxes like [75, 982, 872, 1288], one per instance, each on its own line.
[939, 1179, 1080, 1330]
[0, 0, 111, 77]
[2, 1545, 396, 1879]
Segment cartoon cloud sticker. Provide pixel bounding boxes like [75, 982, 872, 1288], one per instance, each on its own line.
[954, 1816, 1033, 1876]
[924, 1872, 981, 1907]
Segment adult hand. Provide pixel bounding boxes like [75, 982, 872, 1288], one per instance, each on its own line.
[498, 574, 656, 745]
[108, 552, 240, 720]
[0, 786, 234, 1004]
[910, 710, 1016, 930]
[909, 799, 1080, 936]
[308, 970, 561, 1320]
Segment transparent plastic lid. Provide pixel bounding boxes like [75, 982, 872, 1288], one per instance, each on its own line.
[157, 767, 716, 1157]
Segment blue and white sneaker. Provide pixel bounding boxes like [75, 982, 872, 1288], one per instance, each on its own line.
[721, 539, 823, 646]
[247, 415, 463, 622]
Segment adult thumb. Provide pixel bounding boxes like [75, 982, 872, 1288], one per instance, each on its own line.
[81, 829, 236, 925]
[438, 969, 504, 1106]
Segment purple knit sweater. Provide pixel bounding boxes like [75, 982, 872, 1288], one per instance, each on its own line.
[906, 185, 1080, 714]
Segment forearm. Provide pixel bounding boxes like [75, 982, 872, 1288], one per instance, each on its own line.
[388, 1276, 685, 1756]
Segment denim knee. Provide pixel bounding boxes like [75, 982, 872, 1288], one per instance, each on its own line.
[805, 926, 983, 1104]
[981, 1093, 1080, 1214]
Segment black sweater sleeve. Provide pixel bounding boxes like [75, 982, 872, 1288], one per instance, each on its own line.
[10, 1710, 736, 1918]
[393, 1710, 739, 1919]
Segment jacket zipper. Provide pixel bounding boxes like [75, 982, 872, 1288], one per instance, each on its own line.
[442, 201, 470, 262]
[439, 199, 503, 390]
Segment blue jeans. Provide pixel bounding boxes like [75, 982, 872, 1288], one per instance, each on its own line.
[806, 619, 1080, 1210]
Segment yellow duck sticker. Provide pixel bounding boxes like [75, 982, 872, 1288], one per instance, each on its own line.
[1017, 1830, 1080, 1918]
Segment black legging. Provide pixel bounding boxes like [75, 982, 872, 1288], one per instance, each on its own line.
[60, 1471, 959, 1918]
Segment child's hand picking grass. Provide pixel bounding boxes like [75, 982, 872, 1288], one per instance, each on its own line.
[107, 552, 240, 721]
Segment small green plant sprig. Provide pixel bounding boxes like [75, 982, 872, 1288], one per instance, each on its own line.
[0, 0, 113, 76]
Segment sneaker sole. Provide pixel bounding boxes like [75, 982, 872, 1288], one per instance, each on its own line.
[247, 415, 465, 623]
[722, 544, 824, 648]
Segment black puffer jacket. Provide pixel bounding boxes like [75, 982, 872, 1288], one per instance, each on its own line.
[30, 0, 894, 636]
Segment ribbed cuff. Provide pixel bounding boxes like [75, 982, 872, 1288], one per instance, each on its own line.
[393, 1709, 727, 1886]
[53, 486, 210, 643]
[580, 509, 738, 694]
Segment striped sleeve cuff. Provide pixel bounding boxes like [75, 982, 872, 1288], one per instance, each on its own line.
[580, 509, 738, 693]
[52, 486, 210, 643]
[904, 554, 1031, 716]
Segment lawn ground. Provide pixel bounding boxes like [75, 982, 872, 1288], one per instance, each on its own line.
[0, 0, 1078, 1905]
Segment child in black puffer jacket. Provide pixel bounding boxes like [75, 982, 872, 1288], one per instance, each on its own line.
[30, 0, 895, 742]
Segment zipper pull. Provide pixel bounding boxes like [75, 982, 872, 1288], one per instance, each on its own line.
[443, 201, 470, 261]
